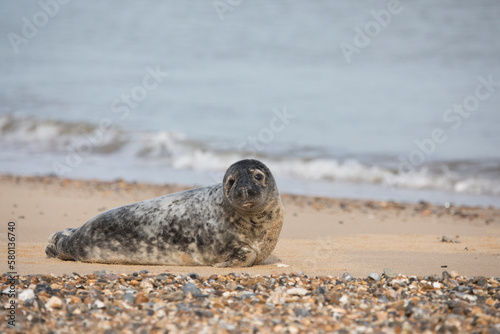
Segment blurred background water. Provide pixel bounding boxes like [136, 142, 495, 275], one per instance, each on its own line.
[1, 0, 499, 207]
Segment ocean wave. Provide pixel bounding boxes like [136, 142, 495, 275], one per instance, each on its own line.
[1, 115, 499, 197]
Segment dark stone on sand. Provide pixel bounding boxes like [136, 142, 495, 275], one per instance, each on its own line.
[34, 283, 54, 296]
[188, 273, 200, 280]
[182, 282, 202, 297]
[442, 271, 452, 282]
[122, 293, 136, 304]
[294, 308, 310, 317]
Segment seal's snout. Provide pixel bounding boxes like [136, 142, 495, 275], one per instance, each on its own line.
[237, 185, 257, 200]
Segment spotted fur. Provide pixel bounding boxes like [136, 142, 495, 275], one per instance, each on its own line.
[45, 159, 284, 267]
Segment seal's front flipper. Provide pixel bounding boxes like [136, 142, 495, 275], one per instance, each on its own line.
[213, 247, 257, 268]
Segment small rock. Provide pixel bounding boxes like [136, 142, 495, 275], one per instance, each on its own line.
[368, 273, 381, 281]
[453, 286, 471, 293]
[441, 235, 461, 243]
[188, 273, 200, 280]
[384, 268, 398, 280]
[139, 278, 154, 290]
[339, 294, 349, 305]
[342, 272, 353, 282]
[105, 274, 119, 280]
[135, 292, 149, 303]
[226, 282, 238, 291]
[475, 277, 487, 286]
[238, 292, 256, 300]
[182, 282, 202, 297]
[165, 291, 184, 301]
[267, 287, 286, 305]
[432, 282, 442, 289]
[391, 278, 408, 287]
[377, 295, 390, 303]
[34, 283, 53, 295]
[454, 292, 477, 302]
[294, 307, 310, 317]
[122, 292, 136, 304]
[45, 296, 63, 310]
[18, 289, 35, 302]
[315, 286, 327, 295]
[93, 269, 110, 276]
[220, 323, 237, 331]
[92, 300, 106, 309]
[286, 288, 308, 296]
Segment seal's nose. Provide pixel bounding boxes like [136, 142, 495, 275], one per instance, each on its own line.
[239, 186, 249, 199]
[238, 186, 257, 200]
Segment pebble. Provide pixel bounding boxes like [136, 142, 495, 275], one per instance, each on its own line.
[1, 272, 498, 333]
[92, 300, 106, 309]
[342, 272, 353, 282]
[134, 292, 149, 303]
[188, 272, 200, 280]
[45, 296, 63, 310]
[441, 235, 461, 243]
[122, 292, 136, 304]
[286, 287, 308, 296]
[383, 268, 398, 280]
[182, 282, 203, 297]
[18, 289, 35, 302]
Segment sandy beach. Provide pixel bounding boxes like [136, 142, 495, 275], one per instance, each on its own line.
[2, 175, 500, 333]
[1, 174, 499, 278]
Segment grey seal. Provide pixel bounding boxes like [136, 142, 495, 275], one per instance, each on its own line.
[45, 159, 284, 267]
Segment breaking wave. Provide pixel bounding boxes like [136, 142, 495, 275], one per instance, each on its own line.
[1, 114, 499, 197]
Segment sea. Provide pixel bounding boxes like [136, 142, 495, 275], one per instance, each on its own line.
[1, 1, 499, 207]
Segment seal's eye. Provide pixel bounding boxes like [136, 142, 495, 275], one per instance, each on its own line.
[254, 173, 264, 181]
[227, 178, 236, 189]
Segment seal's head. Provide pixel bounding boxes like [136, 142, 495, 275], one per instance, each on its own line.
[223, 159, 278, 213]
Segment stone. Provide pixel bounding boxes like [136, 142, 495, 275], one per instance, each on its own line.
[383, 268, 398, 280]
[341, 272, 353, 282]
[45, 296, 63, 310]
[18, 289, 35, 302]
[122, 292, 136, 304]
[182, 283, 202, 297]
[92, 300, 106, 309]
[441, 235, 461, 243]
[287, 288, 308, 296]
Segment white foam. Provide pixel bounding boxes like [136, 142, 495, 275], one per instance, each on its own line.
[1, 115, 500, 198]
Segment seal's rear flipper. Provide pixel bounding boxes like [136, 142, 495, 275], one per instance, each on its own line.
[45, 228, 76, 260]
